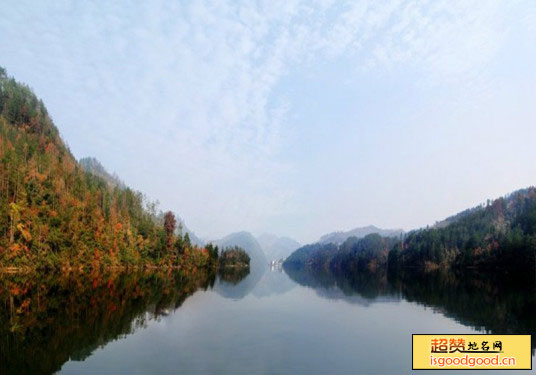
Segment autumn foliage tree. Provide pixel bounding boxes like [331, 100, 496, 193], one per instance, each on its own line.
[163, 211, 176, 252]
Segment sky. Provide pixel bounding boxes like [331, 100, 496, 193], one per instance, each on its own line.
[1, 0, 535, 244]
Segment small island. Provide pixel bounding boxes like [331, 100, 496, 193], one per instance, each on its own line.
[218, 246, 251, 269]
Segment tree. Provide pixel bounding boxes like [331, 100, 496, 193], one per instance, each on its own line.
[183, 232, 191, 249]
[163, 211, 176, 252]
[206, 243, 219, 263]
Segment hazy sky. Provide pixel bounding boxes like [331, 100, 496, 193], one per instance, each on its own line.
[1, 1, 535, 243]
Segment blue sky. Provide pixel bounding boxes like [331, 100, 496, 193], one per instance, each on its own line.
[1, 0, 535, 243]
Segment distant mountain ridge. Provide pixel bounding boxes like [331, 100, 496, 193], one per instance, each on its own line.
[256, 233, 300, 261]
[178, 221, 205, 247]
[318, 225, 403, 245]
[79, 157, 124, 188]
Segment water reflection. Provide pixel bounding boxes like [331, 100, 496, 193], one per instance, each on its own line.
[284, 264, 536, 346]
[213, 259, 264, 299]
[0, 268, 238, 375]
[251, 266, 296, 298]
[1, 264, 535, 374]
[218, 266, 250, 285]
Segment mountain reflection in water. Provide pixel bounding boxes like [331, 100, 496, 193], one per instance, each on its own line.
[1, 263, 535, 374]
[284, 265, 536, 344]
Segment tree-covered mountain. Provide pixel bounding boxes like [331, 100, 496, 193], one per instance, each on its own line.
[256, 233, 300, 261]
[0, 67, 214, 270]
[318, 225, 403, 245]
[285, 188, 536, 273]
[285, 234, 398, 273]
[390, 187, 536, 271]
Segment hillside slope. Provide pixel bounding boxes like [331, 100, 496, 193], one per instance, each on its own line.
[0, 68, 210, 269]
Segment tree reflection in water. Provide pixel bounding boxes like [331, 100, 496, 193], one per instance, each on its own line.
[284, 264, 536, 349]
[218, 266, 250, 285]
[0, 268, 248, 375]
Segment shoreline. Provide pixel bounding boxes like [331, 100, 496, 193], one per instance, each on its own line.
[0, 263, 217, 275]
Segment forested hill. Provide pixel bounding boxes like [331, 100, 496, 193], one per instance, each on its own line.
[0, 67, 214, 270]
[390, 187, 536, 271]
[285, 188, 536, 273]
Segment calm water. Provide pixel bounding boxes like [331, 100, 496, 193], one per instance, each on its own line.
[1, 265, 535, 374]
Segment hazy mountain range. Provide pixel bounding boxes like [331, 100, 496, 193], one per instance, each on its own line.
[318, 225, 403, 245]
[256, 233, 301, 261]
